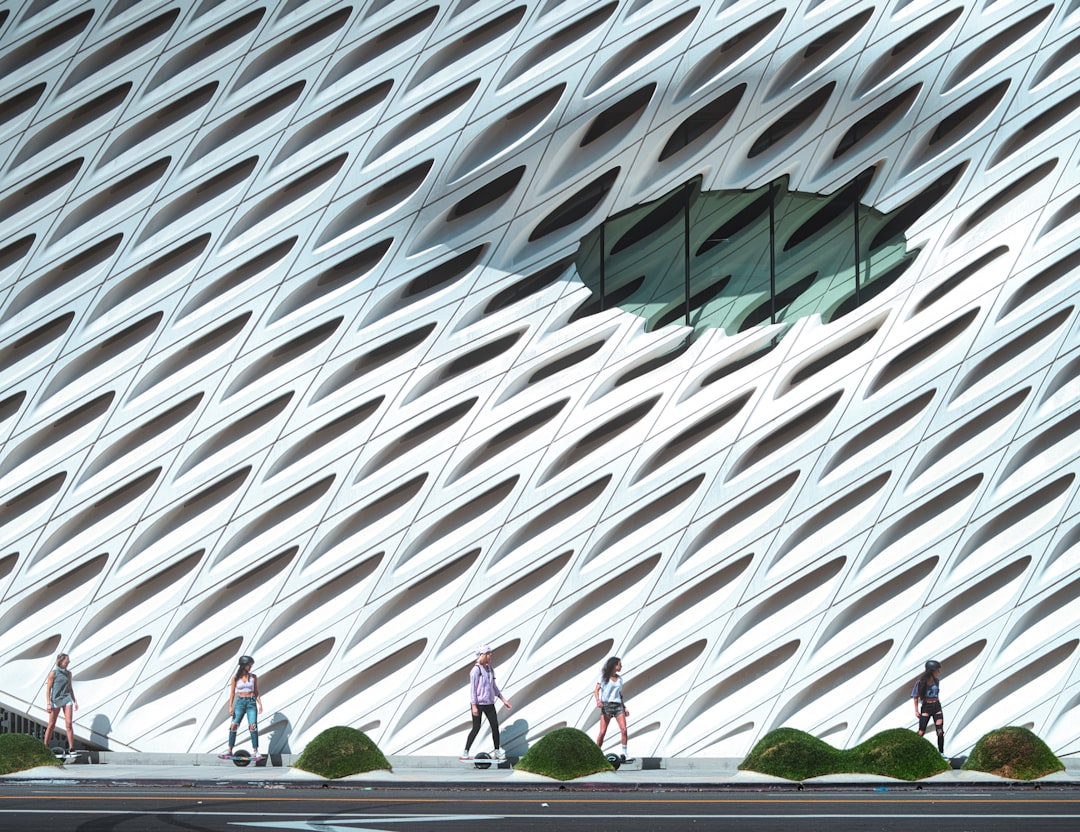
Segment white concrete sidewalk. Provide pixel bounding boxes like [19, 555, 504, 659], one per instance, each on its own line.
[2, 754, 1079, 787]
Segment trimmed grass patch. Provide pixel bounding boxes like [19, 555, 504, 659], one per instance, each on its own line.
[740, 727, 843, 780]
[515, 727, 613, 780]
[739, 727, 949, 781]
[0, 733, 60, 775]
[848, 728, 949, 781]
[292, 726, 390, 779]
[962, 726, 1064, 780]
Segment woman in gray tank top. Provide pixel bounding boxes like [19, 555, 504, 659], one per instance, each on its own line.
[43, 653, 78, 753]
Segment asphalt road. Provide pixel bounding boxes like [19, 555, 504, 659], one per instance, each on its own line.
[1, 786, 1079, 831]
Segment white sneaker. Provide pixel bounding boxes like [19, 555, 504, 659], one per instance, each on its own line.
[493, 748, 505, 760]
[459, 751, 471, 760]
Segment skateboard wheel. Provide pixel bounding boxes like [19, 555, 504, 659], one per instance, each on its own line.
[606, 753, 621, 770]
[232, 749, 252, 767]
[473, 751, 492, 769]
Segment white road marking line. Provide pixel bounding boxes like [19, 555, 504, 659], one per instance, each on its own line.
[231, 817, 498, 831]
[0, 811, 1077, 820]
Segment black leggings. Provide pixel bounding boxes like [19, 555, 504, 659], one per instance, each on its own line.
[466, 703, 500, 751]
[918, 700, 944, 752]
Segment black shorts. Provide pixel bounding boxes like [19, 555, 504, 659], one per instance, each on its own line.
[918, 699, 943, 732]
[601, 702, 625, 718]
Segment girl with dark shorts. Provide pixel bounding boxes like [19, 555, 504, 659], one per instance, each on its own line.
[595, 656, 630, 761]
[44, 653, 78, 754]
[912, 659, 945, 757]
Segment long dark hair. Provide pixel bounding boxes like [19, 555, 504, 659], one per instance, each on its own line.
[915, 668, 937, 697]
[235, 656, 254, 682]
[601, 656, 621, 681]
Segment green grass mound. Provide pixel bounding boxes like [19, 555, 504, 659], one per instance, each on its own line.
[740, 727, 949, 781]
[515, 727, 614, 780]
[739, 728, 844, 780]
[848, 728, 951, 781]
[292, 726, 390, 779]
[962, 727, 1064, 780]
[0, 733, 61, 775]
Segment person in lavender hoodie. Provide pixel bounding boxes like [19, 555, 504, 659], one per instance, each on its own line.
[460, 645, 512, 760]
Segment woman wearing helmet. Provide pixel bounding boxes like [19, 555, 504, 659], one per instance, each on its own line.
[460, 645, 512, 761]
[221, 655, 263, 760]
[912, 659, 945, 757]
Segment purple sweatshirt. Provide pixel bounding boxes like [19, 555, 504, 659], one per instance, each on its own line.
[470, 662, 502, 705]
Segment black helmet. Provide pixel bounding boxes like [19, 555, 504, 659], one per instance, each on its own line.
[925, 659, 941, 672]
[239, 655, 254, 666]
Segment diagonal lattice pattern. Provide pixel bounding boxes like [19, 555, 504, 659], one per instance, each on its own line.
[1, 0, 1079, 757]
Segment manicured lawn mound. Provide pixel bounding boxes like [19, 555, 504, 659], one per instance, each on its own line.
[848, 728, 950, 781]
[0, 734, 60, 774]
[292, 726, 390, 779]
[962, 727, 1064, 780]
[739, 728, 845, 780]
[515, 727, 614, 780]
[740, 728, 949, 781]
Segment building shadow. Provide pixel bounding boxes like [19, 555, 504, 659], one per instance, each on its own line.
[502, 718, 530, 759]
[265, 711, 292, 766]
[89, 713, 112, 749]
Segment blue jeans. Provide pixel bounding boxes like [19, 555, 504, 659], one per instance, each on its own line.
[229, 697, 258, 750]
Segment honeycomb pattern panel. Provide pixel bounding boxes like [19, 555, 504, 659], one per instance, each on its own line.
[1, 0, 1079, 759]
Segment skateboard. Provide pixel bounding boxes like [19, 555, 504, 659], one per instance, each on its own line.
[51, 747, 88, 764]
[217, 750, 264, 767]
[605, 753, 636, 770]
[461, 751, 509, 770]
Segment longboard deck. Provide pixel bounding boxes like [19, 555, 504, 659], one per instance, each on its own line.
[605, 753, 637, 770]
[460, 751, 510, 769]
[217, 750, 264, 767]
[51, 748, 88, 764]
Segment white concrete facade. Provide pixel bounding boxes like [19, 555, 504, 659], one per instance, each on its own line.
[1, 0, 1079, 759]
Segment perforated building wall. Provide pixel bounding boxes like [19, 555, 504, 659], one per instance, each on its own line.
[2, 0, 1079, 758]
